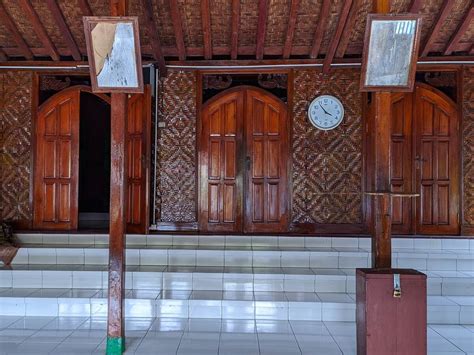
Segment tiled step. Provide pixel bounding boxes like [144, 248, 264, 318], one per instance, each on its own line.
[2, 266, 473, 296]
[0, 288, 472, 324]
[10, 245, 474, 272]
[14, 233, 474, 251]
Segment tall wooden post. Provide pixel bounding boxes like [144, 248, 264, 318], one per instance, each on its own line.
[370, 0, 392, 269]
[107, 1, 128, 354]
[371, 93, 392, 268]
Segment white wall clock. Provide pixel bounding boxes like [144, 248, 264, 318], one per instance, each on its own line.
[308, 95, 344, 130]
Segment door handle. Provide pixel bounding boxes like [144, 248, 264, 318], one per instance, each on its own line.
[246, 156, 251, 171]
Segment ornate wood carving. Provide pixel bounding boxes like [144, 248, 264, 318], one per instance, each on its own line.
[0, 71, 33, 227]
[203, 75, 232, 90]
[258, 74, 287, 89]
[423, 72, 456, 88]
[39, 75, 72, 91]
[463, 66, 474, 226]
[155, 70, 197, 223]
[292, 69, 363, 225]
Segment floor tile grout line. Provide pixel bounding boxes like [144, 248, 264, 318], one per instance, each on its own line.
[322, 320, 345, 355]
[428, 324, 467, 354]
[288, 318, 303, 355]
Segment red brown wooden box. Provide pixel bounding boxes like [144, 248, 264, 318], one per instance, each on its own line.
[356, 268, 427, 355]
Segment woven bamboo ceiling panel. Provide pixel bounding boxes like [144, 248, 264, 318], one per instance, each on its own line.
[0, 0, 472, 62]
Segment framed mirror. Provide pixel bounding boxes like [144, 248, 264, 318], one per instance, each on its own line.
[83, 16, 143, 93]
[360, 14, 422, 92]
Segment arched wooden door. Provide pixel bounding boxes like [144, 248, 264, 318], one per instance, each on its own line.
[34, 85, 150, 232]
[390, 83, 459, 235]
[415, 83, 459, 234]
[199, 86, 289, 233]
[34, 87, 82, 229]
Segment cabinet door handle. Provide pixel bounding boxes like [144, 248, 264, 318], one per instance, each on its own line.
[246, 156, 251, 171]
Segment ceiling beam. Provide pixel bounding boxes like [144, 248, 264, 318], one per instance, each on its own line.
[201, 0, 212, 59]
[408, 0, 423, 12]
[141, 0, 166, 74]
[335, 0, 360, 58]
[230, 0, 240, 59]
[78, 0, 93, 16]
[323, 0, 353, 73]
[256, 0, 269, 60]
[0, 2, 34, 60]
[45, 0, 81, 60]
[309, 0, 330, 58]
[282, 0, 300, 59]
[18, 0, 60, 61]
[169, 0, 186, 61]
[443, 4, 473, 55]
[420, 0, 455, 57]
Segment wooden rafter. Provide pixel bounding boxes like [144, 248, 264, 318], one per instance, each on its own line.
[323, 0, 353, 73]
[310, 0, 330, 59]
[231, 0, 240, 59]
[201, 0, 212, 60]
[256, 0, 269, 60]
[45, 0, 81, 61]
[283, 0, 300, 59]
[408, 0, 423, 12]
[420, 0, 455, 57]
[141, 0, 166, 74]
[169, 0, 186, 60]
[335, 0, 360, 58]
[0, 2, 34, 60]
[443, 4, 473, 55]
[78, 0, 93, 16]
[0, 48, 7, 61]
[18, 0, 60, 61]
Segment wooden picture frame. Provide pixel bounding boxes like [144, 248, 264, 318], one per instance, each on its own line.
[83, 16, 143, 93]
[360, 14, 422, 92]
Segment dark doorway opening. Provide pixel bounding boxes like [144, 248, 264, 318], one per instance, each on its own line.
[78, 92, 111, 229]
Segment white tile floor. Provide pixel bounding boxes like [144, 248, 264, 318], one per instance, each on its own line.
[0, 316, 472, 355]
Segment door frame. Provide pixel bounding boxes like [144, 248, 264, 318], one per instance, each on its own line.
[33, 85, 110, 230]
[198, 85, 290, 233]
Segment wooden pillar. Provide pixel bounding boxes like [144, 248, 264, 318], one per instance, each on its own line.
[107, 1, 128, 354]
[371, 93, 392, 268]
[370, 0, 392, 269]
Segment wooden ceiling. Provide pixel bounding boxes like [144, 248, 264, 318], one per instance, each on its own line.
[0, 0, 472, 70]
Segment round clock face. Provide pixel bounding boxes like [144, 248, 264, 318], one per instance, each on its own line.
[308, 95, 344, 130]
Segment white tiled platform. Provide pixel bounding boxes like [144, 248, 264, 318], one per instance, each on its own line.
[1, 234, 473, 326]
[0, 316, 473, 355]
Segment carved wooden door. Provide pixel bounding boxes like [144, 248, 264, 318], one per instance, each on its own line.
[199, 86, 288, 233]
[414, 84, 459, 234]
[34, 89, 80, 230]
[200, 90, 244, 232]
[244, 88, 288, 233]
[390, 92, 413, 234]
[126, 85, 151, 233]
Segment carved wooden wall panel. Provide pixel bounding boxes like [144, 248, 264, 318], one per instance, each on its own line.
[292, 69, 363, 226]
[463, 66, 474, 228]
[0, 71, 33, 227]
[155, 70, 197, 223]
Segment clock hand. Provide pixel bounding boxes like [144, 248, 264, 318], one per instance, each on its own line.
[319, 102, 333, 116]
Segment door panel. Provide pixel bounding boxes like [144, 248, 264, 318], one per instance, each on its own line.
[34, 90, 80, 230]
[126, 85, 151, 233]
[200, 91, 243, 232]
[244, 89, 288, 233]
[415, 84, 459, 234]
[390, 93, 413, 234]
